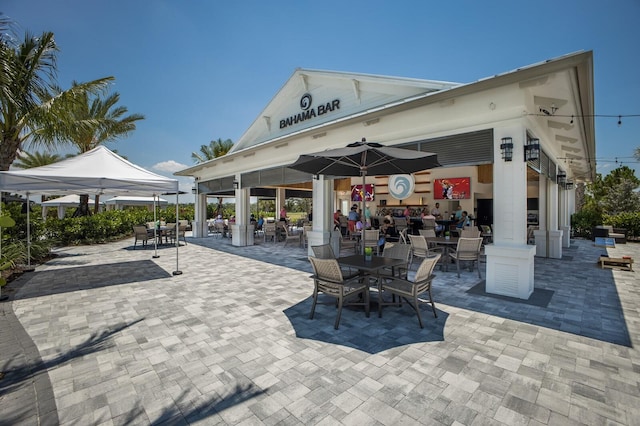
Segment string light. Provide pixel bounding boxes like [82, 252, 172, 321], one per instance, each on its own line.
[526, 112, 640, 126]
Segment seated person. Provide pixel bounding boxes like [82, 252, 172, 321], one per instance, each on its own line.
[256, 216, 264, 230]
[456, 211, 471, 229]
[380, 218, 399, 243]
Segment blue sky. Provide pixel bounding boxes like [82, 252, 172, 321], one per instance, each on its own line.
[3, 0, 639, 195]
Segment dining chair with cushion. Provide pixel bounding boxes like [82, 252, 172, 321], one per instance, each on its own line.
[378, 254, 440, 328]
[308, 256, 370, 329]
[133, 225, 149, 249]
[447, 237, 483, 278]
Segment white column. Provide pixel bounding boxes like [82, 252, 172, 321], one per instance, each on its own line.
[307, 176, 336, 255]
[547, 174, 562, 259]
[276, 188, 286, 219]
[192, 192, 208, 238]
[485, 126, 536, 300]
[559, 185, 571, 248]
[534, 174, 548, 257]
[232, 181, 253, 246]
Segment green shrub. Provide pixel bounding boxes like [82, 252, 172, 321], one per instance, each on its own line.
[604, 212, 640, 239]
[571, 208, 602, 239]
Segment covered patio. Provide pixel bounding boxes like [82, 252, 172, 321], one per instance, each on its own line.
[1, 234, 638, 424]
[178, 51, 595, 301]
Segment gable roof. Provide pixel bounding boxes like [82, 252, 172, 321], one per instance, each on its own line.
[0, 146, 179, 195]
[229, 69, 461, 153]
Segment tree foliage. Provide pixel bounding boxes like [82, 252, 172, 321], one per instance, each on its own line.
[12, 150, 64, 168]
[50, 82, 144, 153]
[191, 138, 233, 163]
[0, 19, 113, 170]
[572, 165, 640, 239]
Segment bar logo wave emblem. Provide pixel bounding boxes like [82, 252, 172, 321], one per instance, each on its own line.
[388, 174, 415, 200]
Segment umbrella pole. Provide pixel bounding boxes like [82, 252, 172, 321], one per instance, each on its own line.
[172, 192, 182, 275]
[361, 173, 366, 254]
[153, 194, 159, 258]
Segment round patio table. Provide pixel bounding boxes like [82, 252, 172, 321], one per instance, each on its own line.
[426, 236, 459, 271]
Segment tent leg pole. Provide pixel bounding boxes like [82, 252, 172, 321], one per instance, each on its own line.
[0, 198, 5, 301]
[173, 192, 182, 275]
[152, 194, 159, 258]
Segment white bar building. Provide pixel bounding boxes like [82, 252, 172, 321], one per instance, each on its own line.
[176, 51, 595, 300]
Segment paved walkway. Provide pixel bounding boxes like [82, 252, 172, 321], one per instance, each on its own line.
[1, 233, 639, 425]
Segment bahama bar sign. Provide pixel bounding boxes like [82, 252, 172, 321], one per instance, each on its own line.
[280, 93, 340, 129]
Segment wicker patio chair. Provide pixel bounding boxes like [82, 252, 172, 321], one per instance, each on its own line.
[311, 244, 359, 279]
[308, 256, 370, 329]
[283, 225, 302, 247]
[447, 237, 483, 278]
[418, 229, 438, 249]
[263, 222, 277, 243]
[133, 225, 149, 249]
[378, 254, 440, 328]
[408, 234, 443, 269]
[362, 229, 381, 255]
[379, 242, 411, 280]
[338, 231, 359, 255]
[460, 228, 481, 238]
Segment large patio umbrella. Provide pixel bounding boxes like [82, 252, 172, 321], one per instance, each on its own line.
[289, 138, 440, 246]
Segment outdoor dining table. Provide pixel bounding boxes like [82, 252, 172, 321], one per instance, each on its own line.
[337, 254, 405, 292]
[426, 236, 459, 271]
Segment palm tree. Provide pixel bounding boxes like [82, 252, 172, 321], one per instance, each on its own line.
[50, 84, 144, 212]
[12, 150, 67, 169]
[191, 138, 233, 163]
[13, 150, 66, 202]
[0, 22, 113, 171]
[54, 82, 144, 154]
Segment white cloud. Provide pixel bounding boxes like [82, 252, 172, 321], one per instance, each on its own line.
[153, 160, 189, 173]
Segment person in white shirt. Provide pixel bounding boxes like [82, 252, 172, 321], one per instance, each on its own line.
[431, 202, 441, 218]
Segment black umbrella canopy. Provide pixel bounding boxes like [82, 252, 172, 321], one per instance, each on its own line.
[290, 139, 440, 252]
[289, 139, 440, 177]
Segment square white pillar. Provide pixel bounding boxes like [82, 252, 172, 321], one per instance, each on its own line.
[485, 244, 535, 299]
[193, 192, 208, 238]
[232, 186, 252, 247]
[307, 175, 335, 255]
[485, 126, 536, 300]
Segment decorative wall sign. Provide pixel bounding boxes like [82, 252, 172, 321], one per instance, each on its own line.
[388, 174, 415, 200]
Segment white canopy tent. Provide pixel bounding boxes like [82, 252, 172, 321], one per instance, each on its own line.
[0, 146, 183, 275]
[41, 194, 103, 219]
[104, 196, 168, 211]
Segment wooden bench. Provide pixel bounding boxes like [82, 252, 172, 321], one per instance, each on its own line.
[599, 256, 634, 271]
